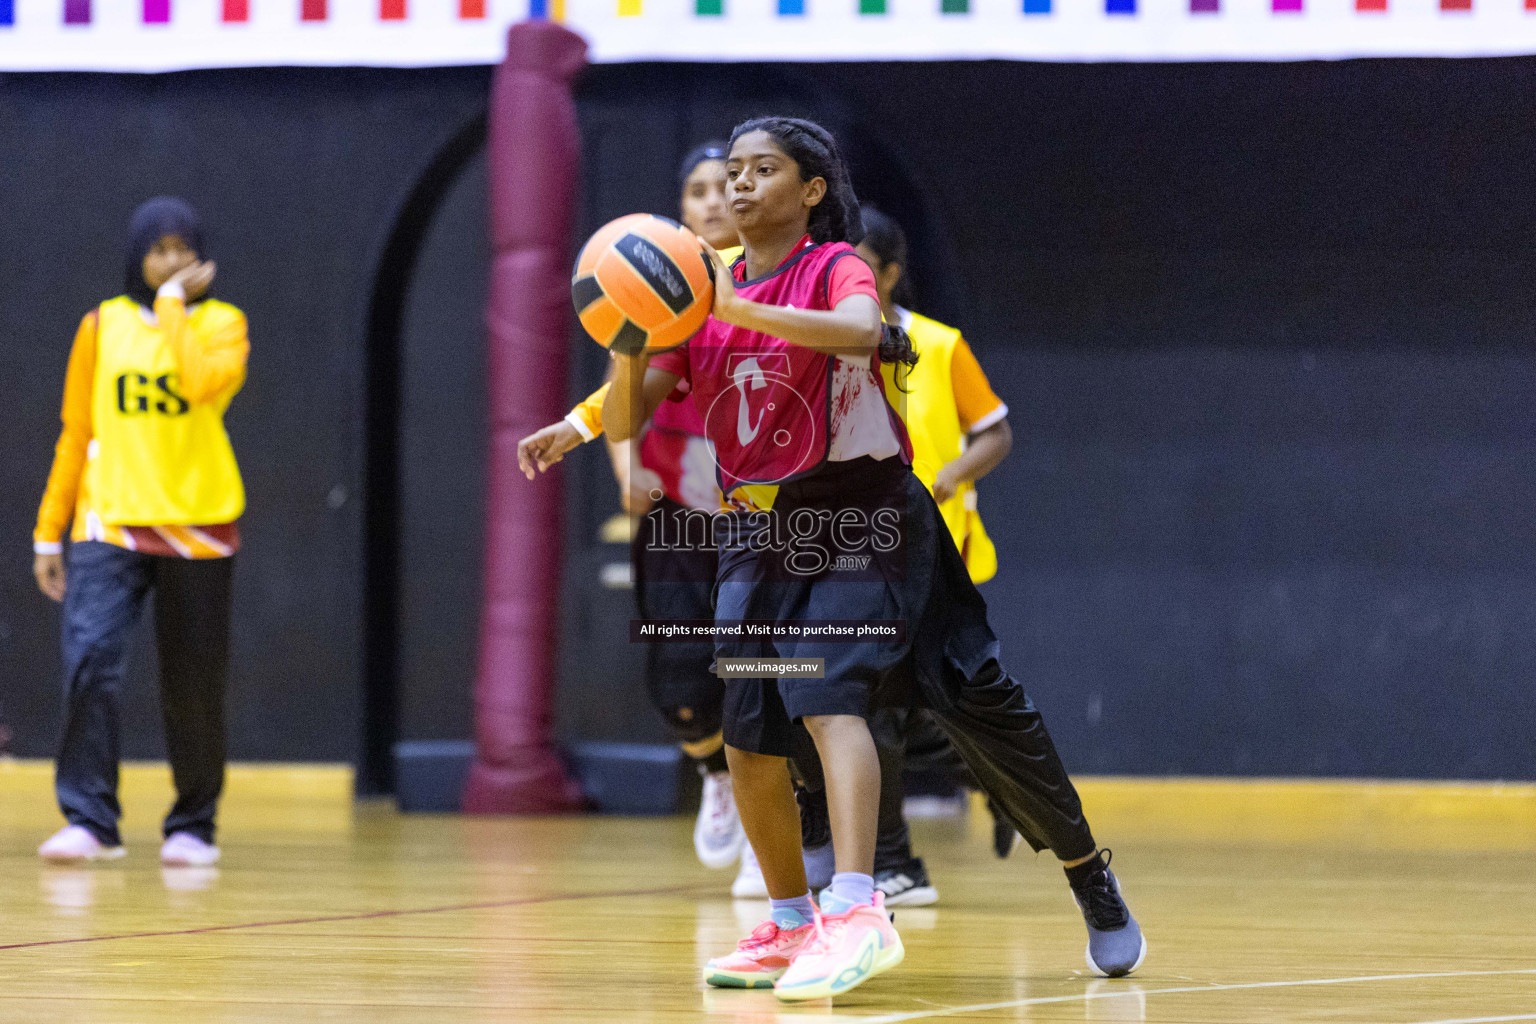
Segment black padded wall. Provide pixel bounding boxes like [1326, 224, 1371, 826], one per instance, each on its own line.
[554, 58, 1536, 779]
[3, 57, 1533, 783]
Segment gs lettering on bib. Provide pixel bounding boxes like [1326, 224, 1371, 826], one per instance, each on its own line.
[654, 237, 906, 499]
[115, 371, 190, 416]
[87, 296, 245, 526]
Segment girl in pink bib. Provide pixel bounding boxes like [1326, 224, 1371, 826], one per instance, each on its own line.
[606, 117, 1145, 998]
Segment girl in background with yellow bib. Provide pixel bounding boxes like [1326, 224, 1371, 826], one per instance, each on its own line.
[31, 197, 248, 869]
[860, 206, 1011, 583]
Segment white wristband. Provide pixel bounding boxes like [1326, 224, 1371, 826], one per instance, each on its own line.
[33, 541, 62, 555]
[157, 281, 186, 302]
[564, 411, 597, 443]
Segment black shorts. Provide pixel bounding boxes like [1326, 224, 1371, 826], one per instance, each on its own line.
[634, 497, 722, 743]
[721, 677, 871, 758]
[715, 457, 916, 757]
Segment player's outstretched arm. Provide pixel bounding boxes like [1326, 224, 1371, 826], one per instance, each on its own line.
[517, 420, 584, 479]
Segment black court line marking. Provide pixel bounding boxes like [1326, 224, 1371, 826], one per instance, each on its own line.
[0, 882, 703, 953]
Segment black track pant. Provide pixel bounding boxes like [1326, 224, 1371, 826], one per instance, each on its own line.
[778, 461, 1097, 865]
[56, 541, 232, 846]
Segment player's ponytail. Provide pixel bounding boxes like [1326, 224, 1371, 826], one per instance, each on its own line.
[730, 116, 863, 246]
[857, 205, 918, 376]
[880, 322, 919, 379]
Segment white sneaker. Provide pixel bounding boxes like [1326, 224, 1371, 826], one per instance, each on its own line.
[160, 832, 220, 867]
[731, 844, 769, 899]
[694, 771, 747, 869]
[38, 825, 125, 864]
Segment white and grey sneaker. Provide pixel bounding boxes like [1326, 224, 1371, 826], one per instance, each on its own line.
[1069, 850, 1147, 978]
[731, 844, 769, 899]
[694, 770, 746, 869]
[875, 857, 939, 907]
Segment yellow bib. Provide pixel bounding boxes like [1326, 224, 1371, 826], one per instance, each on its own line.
[881, 311, 998, 584]
[86, 296, 246, 526]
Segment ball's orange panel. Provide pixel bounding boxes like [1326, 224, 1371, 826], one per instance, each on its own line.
[595, 247, 674, 328]
[578, 294, 625, 347]
[678, 245, 714, 297]
[645, 302, 710, 351]
[575, 213, 651, 277]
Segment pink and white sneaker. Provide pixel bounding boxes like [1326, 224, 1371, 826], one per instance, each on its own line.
[703, 918, 816, 989]
[773, 893, 904, 1002]
[38, 825, 125, 864]
[160, 832, 220, 867]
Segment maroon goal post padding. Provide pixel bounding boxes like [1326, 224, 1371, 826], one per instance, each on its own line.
[462, 19, 588, 814]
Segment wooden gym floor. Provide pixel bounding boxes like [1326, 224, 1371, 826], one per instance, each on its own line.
[2, 761, 1534, 1023]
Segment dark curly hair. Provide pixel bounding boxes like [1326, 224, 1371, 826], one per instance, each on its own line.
[729, 117, 915, 369]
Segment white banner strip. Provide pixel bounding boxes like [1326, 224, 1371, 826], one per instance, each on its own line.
[1, 0, 1535, 70]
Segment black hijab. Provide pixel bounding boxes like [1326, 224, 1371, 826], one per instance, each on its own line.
[124, 197, 205, 308]
[676, 141, 728, 194]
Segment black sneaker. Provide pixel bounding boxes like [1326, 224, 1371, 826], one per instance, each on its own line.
[988, 799, 1020, 859]
[874, 857, 939, 907]
[1066, 850, 1147, 978]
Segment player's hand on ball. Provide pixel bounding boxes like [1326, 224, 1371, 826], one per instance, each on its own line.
[33, 551, 65, 603]
[517, 420, 583, 480]
[703, 245, 740, 323]
[168, 259, 216, 300]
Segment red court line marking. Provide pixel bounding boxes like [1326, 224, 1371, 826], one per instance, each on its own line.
[0, 883, 701, 953]
[242, 932, 699, 943]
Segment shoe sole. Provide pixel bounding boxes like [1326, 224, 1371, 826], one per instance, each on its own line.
[702, 966, 783, 989]
[774, 933, 905, 1002]
[881, 885, 938, 907]
[162, 855, 220, 867]
[1085, 931, 1148, 979]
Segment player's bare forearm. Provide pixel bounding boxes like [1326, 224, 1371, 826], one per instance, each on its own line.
[936, 420, 1012, 503]
[602, 354, 677, 441]
[602, 353, 649, 440]
[718, 294, 881, 357]
[952, 419, 1012, 485]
